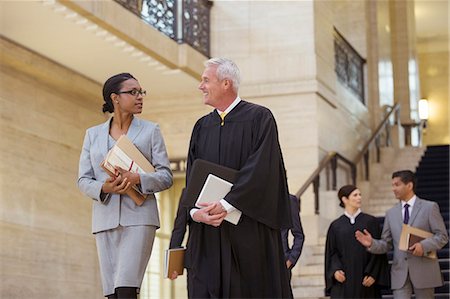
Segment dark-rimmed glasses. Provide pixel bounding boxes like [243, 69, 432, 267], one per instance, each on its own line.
[117, 89, 147, 97]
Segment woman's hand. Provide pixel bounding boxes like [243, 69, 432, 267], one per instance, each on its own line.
[116, 167, 141, 186]
[334, 270, 346, 283]
[102, 175, 132, 194]
[362, 275, 375, 287]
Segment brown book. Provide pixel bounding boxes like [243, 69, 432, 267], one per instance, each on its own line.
[164, 248, 186, 279]
[408, 233, 425, 249]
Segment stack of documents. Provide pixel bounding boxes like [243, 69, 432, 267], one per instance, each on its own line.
[101, 135, 154, 205]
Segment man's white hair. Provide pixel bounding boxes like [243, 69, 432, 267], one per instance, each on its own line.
[204, 57, 241, 93]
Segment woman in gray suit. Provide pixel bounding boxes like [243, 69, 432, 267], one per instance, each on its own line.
[78, 73, 173, 299]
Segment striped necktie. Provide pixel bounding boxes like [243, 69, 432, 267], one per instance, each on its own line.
[220, 112, 227, 126]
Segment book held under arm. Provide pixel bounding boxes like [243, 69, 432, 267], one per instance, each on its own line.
[399, 224, 437, 259]
[164, 248, 186, 279]
[100, 135, 154, 206]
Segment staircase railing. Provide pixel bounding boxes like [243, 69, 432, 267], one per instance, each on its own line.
[296, 103, 400, 215]
[355, 103, 400, 180]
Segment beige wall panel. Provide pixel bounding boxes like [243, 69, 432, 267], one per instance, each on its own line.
[418, 51, 450, 145]
[317, 96, 370, 160]
[249, 93, 319, 197]
[141, 93, 211, 158]
[0, 37, 103, 298]
[0, 221, 101, 298]
[210, 1, 316, 86]
[332, 0, 367, 58]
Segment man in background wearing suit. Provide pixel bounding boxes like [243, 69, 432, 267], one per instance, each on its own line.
[281, 194, 305, 281]
[356, 170, 448, 299]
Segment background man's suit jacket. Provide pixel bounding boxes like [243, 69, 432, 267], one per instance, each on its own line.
[78, 117, 173, 233]
[281, 194, 305, 268]
[369, 197, 448, 289]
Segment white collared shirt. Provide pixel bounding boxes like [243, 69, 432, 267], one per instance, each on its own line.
[402, 195, 416, 222]
[216, 96, 241, 116]
[344, 208, 362, 224]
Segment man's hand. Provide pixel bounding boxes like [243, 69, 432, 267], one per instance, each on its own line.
[355, 229, 373, 248]
[102, 175, 131, 194]
[409, 242, 424, 256]
[193, 203, 227, 227]
[169, 271, 179, 280]
[334, 270, 346, 283]
[362, 275, 375, 287]
[286, 260, 293, 269]
[207, 202, 227, 216]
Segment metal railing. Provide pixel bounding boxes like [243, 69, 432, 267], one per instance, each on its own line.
[114, 0, 211, 57]
[296, 103, 400, 214]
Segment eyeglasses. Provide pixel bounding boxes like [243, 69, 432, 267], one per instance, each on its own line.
[117, 89, 147, 97]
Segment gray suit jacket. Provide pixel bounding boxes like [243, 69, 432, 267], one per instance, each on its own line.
[78, 117, 173, 233]
[369, 197, 448, 289]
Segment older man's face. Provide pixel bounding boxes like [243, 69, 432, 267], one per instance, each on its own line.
[198, 65, 226, 108]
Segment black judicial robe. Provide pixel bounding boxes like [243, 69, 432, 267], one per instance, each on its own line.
[325, 213, 390, 298]
[182, 100, 293, 298]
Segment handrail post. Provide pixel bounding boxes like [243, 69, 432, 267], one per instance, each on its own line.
[351, 164, 357, 186]
[313, 176, 320, 215]
[375, 135, 381, 163]
[331, 155, 337, 190]
[364, 151, 369, 180]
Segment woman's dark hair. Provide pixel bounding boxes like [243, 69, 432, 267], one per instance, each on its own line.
[337, 185, 358, 208]
[102, 73, 136, 113]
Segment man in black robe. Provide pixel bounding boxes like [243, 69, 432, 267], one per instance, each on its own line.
[175, 57, 293, 298]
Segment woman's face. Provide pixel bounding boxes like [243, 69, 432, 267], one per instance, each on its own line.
[114, 78, 144, 114]
[342, 188, 362, 210]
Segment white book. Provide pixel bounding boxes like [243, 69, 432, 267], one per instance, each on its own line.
[195, 174, 242, 225]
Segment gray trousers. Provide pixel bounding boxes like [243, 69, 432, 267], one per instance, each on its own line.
[393, 273, 434, 299]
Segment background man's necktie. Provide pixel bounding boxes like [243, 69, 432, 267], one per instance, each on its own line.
[403, 203, 410, 224]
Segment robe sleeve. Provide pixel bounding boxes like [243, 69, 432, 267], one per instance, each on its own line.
[222, 108, 291, 229]
[363, 216, 390, 287]
[325, 223, 343, 292]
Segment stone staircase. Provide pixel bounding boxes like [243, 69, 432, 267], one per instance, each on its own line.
[292, 238, 326, 299]
[363, 146, 425, 216]
[291, 146, 426, 299]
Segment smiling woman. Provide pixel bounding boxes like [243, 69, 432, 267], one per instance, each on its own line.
[77, 73, 173, 299]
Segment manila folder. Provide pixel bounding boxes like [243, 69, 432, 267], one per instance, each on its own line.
[399, 224, 437, 259]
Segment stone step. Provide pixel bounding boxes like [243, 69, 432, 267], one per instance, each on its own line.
[292, 285, 324, 298]
[292, 274, 324, 287]
[298, 263, 324, 276]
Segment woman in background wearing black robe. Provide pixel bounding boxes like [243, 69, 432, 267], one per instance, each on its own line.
[325, 185, 390, 298]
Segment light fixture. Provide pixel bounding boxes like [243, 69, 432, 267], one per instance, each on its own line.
[418, 98, 429, 120]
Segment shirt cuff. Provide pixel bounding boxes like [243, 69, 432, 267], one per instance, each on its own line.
[190, 208, 200, 222]
[99, 191, 111, 203]
[220, 199, 236, 213]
